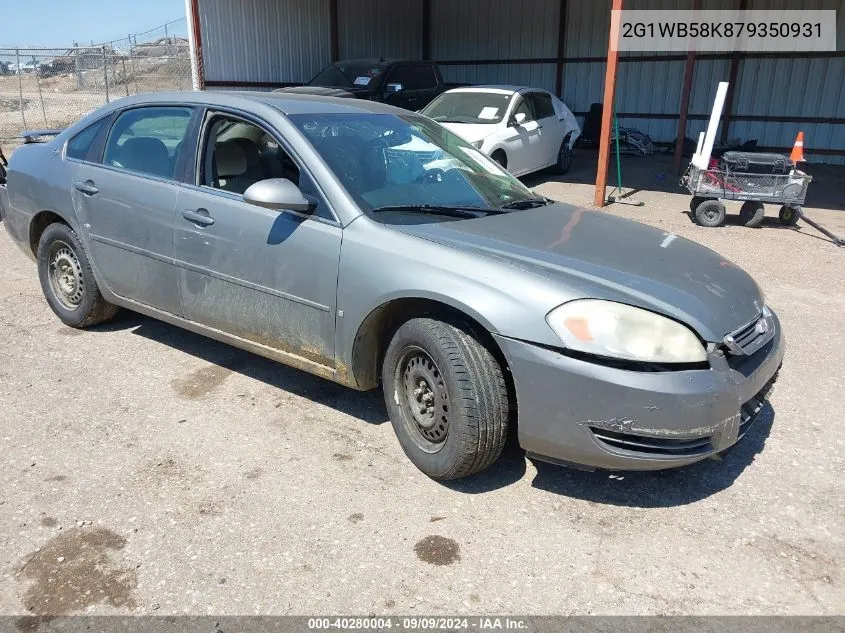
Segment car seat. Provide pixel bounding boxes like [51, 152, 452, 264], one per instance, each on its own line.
[214, 140, 263, 194]
[119, 137, 172, 178]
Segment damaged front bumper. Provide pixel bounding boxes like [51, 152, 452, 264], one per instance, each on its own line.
[495, 310, 785, 471]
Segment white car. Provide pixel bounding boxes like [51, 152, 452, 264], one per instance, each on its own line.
[420, 85, 581, 177]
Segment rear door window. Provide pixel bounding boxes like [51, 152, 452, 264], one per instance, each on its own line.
[102, 107, 193, 180]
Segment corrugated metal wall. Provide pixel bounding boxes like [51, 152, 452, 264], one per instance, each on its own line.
[199, 0, 331, 85]
[728, 0, 845, 163]
[196, 0, 844, 163]
[338, 0, 423, 58]
[431, 0, 560, 92]
[560, 0, 845, 163]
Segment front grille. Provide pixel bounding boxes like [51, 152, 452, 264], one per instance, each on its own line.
[723, 309, 775, 356]
[588, 427, 714, 457]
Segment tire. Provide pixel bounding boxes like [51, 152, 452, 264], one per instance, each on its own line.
[694, 199, 727, 228]
[382, 318, 509, 480]
[779, 204, 801, 226]
[550, 137, 573, 174]
[739, 201, 765, 228]
[491, 150, 507, 169]
[36, 222, 119, 328]
[689, 196, 711, 213]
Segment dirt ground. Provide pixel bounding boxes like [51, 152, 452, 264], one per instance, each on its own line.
[0, 164, 843, 616]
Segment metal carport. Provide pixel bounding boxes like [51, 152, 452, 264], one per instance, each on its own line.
[183, 0, 845, 204]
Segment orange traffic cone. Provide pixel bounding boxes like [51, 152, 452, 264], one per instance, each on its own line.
[790, 132, 806, 162]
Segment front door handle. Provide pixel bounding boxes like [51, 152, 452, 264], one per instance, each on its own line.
[182, 208, 215, 226]
[74, 180, 98, 196]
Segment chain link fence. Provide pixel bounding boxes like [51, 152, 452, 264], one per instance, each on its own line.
[0, 23, 192, 150]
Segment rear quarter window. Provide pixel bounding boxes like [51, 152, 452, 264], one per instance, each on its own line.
[66, 118, 108, 161]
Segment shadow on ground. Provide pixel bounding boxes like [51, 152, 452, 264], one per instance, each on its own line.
[92, 310, 389, 426]
[91, 311, 774, 508]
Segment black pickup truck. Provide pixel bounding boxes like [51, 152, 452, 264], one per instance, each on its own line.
[276, 58, 446, 111]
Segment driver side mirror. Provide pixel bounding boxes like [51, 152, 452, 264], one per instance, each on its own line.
[243, 178, 316, 214]
[385, 82, 404, 95]
[510, 112, 528, 127]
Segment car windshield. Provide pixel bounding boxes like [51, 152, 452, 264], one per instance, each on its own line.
[308, 62, 385, 89]
[421, 91, 514, 124]
[289, 113, 539, 218]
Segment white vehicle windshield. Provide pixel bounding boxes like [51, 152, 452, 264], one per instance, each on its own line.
[289, 113, 541, 218]
[421, 91, 514, 124]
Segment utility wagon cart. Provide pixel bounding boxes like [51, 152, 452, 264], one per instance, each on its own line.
[681, 152, 814, 229]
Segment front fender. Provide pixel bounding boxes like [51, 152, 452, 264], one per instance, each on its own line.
[335, 217, 569, 387]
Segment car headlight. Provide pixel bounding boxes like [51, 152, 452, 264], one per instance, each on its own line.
[546, 300, 707, 364]
[471, 139, 484, 149]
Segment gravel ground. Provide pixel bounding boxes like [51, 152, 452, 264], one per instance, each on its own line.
[0, 181, 843, 617]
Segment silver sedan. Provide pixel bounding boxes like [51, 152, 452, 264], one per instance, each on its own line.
[0, 91, 783, 479]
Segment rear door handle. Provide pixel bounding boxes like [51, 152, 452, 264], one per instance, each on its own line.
[74, 180, 98, 196]
[182, 208, 214, 226]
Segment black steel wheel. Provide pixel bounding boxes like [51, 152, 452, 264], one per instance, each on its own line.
[694, 199, 727, 227]
[739, 201, 766, 228]
[398, 347, 450, 448]
[37, 222, 119, 327]
[779, 204, 801, 226]
[382, 318, 509, 480]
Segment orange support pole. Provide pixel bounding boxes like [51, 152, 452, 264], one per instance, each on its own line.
[594, 0, 623, 208]
[674, 0, 700, 174]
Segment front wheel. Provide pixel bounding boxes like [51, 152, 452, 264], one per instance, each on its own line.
[37, 222, 119, 327]
[382, 318, 510, 480]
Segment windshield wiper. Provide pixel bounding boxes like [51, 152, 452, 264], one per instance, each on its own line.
[371, 204, 508, 218]
[499, 197, 554, 210]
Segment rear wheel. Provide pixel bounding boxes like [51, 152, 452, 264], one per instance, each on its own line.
[693, 199, 727, 227]
[779, 204, 801, 226]
[739, 201, 766, 228]
[37, 222, 118, 327]
[382, 318, 509, 480]
[550, 137, 573, 174]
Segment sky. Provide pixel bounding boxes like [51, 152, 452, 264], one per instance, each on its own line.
[0, 0, 188, 48]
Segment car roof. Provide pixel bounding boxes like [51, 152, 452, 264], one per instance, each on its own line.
[99, 90, 411, 117]
[331, 58, 405, 66]
[444, 85, 547, 96]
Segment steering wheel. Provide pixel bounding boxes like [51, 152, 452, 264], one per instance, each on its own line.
[415, 168, 445, 184]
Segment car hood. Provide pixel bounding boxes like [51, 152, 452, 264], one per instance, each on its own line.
[276, 86, 356, 98]
[438, 122, 496, 144]
[388, 203, 765, 342]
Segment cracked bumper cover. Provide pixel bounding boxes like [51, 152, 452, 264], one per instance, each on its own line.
[494, 311, 785, 471]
